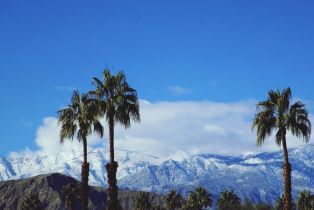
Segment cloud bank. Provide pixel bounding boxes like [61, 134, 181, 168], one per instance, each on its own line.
[21, 100, 314, 159]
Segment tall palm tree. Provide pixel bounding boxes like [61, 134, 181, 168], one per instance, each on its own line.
[135, 191, 152, 210]
[165, 190, 183, 210]
[217, 189, 241, 210]
[58, 91, 104, 210]
[91, 70, 140, 210]
[252, 87, 311, 210]
[297, 190, 314, 210]
[183, 187, 212, 210]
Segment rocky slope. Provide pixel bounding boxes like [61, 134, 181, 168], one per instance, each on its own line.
[0, 173, 163, 210]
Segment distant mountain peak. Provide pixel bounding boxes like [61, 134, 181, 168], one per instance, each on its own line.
[0, 143, 313, 205]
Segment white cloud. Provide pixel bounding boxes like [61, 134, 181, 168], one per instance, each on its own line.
[204, 124, 226, 135]
[168, 86, 192, 95]
[113, 100, 314, 157]
[35, 117, 61, 154]
[21, 100, 314, 158]
[34, 117, 95, 155]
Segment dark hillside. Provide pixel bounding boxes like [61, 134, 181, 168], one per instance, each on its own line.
[0, 173, 163, 210]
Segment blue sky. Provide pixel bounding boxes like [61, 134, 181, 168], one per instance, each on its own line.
[1, 1, 314, 156]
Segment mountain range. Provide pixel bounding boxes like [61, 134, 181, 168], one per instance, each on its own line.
[1, 144, 314, 205]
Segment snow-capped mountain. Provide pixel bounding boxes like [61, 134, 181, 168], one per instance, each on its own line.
[1, 144, 314, 204]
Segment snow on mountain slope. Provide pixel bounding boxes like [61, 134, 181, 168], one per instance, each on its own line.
[1, 144, 314, 204]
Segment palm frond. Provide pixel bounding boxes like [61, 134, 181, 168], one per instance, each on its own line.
[282, 87, 292, 112]
[252, 110, 276, 146]
[60, 123, 77, 143]
[267, 89, 280, 106]
[71, 90, 81, 106]
[275, 130, 282, 146]
[92, 77, 105, 90]
[58, 90, 102, 143]
[93, 121, 104, 138]
[287, 101, 311, 142]
[257, 100, 275, 113]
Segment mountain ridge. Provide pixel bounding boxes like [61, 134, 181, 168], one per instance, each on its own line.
[1, 144, 314, 205]
[0, 172, 163, 209]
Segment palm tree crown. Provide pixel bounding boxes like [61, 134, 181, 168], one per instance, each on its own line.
[92, 70, 140, 129]
[58, 90, 103, 145]
[165, 190, 183, 209]
[183, 187, 212, 210]
[217, 189, 241, 210]
[252, 87, 311, 146]
[297, 190, 314, 210]
[135, 191, 152, 210]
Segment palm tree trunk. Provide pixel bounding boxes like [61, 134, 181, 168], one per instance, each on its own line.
[282, 131, 292, 210]
[81, 137, 89, 210]
[106, 116, 119, 210]
[109, 116, 115, 163]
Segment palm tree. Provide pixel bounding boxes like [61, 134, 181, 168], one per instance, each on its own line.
[183, 187, 212, 210]
[217, 189, 241, 210]
[20, 193, 42, 210]
[252, 87, 311, 210]
[58, 91, 104, 210]
[165, 190, 183, 210]
[91, 70, 140, 210]
[135, 191, 152, 210]
[297, 190, 314, 210]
